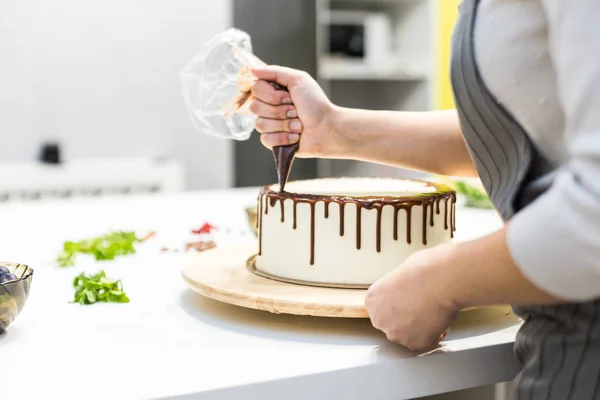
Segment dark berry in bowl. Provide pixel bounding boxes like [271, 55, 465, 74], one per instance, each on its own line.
[0, 262, 33, 334]
[0, 273, 18, 284]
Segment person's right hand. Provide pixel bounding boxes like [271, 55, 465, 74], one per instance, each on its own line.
[249, 65, 343, 158]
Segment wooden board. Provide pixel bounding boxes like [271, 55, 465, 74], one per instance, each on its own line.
[181, 242, 369, 318]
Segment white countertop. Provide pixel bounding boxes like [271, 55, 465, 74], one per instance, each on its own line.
[0, 187, 521, 400]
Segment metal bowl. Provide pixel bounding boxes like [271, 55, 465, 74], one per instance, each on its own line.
[245, 206, 258, 237]
[0, 263, 33, 334]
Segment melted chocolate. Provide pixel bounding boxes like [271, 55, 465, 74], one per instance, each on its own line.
[258, 195, 263, 255]
[309, 202, 316, 264]
[393, 207, 400, 241]
[272, 143, 299, 192]
[406, 206, 412, 244]
[422, 202, 429, 245]
[430, 200, 435, 227]
[444, 198, 448, 230]
[268, 81, 299, 193]
[375, 206, 382, 253]
[356, 205, 362, 250]
[451, 200, 456, 236]
[257, 181, 456, 266]
[293, 201, 298, 229]
[339, 202, 346, 236]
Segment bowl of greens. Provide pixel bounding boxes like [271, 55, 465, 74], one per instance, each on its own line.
[0, 262, 33, 334]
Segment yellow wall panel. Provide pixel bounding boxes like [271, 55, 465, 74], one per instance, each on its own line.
[434, 0, 460, 110]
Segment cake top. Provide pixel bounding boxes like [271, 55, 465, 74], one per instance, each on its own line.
[263, 177, 454, 200]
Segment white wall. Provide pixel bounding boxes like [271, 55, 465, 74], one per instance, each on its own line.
[0, 0, 233, 190]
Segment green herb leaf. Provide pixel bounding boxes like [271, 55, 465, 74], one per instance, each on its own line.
[70, 270, 130, 305]
[454, 181, 494, 209]
[57, 231, 149, 267]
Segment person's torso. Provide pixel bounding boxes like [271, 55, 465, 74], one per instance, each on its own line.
[472, 0, 567, 167]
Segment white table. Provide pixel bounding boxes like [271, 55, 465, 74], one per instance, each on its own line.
[0, 188, 521, 400]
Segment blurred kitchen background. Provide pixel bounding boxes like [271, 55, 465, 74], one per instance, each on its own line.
[0, 2, 510, 397]
[0, 0, 459, 203]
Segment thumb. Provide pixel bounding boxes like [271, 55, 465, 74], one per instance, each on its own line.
[251, 65, 304, 88]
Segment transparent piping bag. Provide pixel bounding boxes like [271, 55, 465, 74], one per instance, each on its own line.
[180, 28, 264, 140]
[180, 28, 299, 191]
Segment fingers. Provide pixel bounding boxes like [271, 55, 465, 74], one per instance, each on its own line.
[251, 65, 306, 88]
[251, 80, 292, 106]
[388, 333, 443, 353]
[260, 132, 300, 149]
[440, 328, 450, 341]
[255, 116, 302, 134]
[248, 68, 305, 150]
[249, 99, 297, 120]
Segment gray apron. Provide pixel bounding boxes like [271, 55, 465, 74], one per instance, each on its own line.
[450, 1, 600, 398]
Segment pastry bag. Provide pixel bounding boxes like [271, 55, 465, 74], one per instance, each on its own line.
[180, 28, 298, 192]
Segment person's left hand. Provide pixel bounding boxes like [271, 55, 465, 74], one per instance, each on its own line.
[365, 244, 461, 352]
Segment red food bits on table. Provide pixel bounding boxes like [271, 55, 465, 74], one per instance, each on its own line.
[192, 222, 218, 235]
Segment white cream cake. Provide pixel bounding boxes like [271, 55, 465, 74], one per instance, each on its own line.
[253, 177, 456, 287]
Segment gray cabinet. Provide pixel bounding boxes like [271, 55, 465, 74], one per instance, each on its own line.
[232, 0, 319, 187]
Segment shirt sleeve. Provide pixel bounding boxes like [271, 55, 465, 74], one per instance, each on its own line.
[506, 0, 600, 301]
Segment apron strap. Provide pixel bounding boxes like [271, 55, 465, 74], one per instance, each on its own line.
[450, 0, 539, 220]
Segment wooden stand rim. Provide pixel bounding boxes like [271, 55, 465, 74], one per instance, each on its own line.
[181, 242, 369, 318]
[246, 254, 371, 290]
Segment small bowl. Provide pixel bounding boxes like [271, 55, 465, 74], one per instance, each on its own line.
[245, 206, 258, 237]
[0, 262, 33, 334]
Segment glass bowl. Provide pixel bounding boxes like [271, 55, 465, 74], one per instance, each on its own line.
[0, 262, 33, 334]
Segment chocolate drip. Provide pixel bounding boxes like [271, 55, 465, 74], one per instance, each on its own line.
[393, 207, 400, 241]
[444, 198, 448, 230]
[258, 195, 263, 255]
[293, 201, 298, 229]
[429, 201, 435, 227]
[451, 196, 456, 237]
[257, 181, 456, 265]
[375, 206, 382, 253]
[422, 202, 429, 245]
[356, 205, 362, 250]
[309, 201, 315, 265]
[406, 205, 412, 244]
[339, 202, 346, 236]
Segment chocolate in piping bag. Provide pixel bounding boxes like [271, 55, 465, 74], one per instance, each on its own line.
[268, 82, 298, 193]
[272, 142, 299, 193]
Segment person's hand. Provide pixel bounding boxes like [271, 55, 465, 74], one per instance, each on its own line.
[249, 65, 344, 158]
[365, 244, 461, 352]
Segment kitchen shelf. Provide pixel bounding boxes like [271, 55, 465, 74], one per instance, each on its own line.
[318, 57, 427, 81]
[315, 0, 437, 180]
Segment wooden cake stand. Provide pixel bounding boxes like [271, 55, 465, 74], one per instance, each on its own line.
[181, 242, 369, 318]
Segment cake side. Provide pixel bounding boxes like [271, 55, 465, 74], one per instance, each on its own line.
[254, 178, 456, 286]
